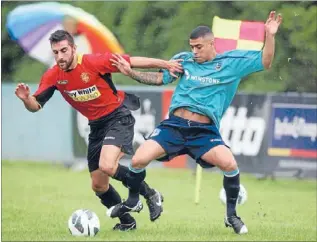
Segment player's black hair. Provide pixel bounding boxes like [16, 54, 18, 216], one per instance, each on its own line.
[190, 26, 213, 39]
[49, 30, 74, 46]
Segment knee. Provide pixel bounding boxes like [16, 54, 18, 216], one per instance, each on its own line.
[131, 155, 146, 169]
[99, 160, 118, 176]
[91, 180, 109, 193]
[221, 159, 238, 172]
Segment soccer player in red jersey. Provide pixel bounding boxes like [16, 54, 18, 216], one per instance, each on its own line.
[15, 30, 183, 231]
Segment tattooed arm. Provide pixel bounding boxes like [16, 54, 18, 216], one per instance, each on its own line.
[110, 54, 166, 85]
[127, 69, 164, 86]
[110, 53, 182, 84]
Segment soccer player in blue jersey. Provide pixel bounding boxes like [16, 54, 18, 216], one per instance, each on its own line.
[107, 11, 282, 234]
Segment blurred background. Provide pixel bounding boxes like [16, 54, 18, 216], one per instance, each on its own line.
[1, 2, 316, 241]
[2, 1, 316, 91]
[1, 1, 316, 174]
[2, 1, 316, 177]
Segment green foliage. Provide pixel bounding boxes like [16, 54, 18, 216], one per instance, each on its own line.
[1, 1, 316, 92]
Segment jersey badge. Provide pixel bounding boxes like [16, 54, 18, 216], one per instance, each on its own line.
[80, 72, 90, 83]
[215, 62, 222, 70]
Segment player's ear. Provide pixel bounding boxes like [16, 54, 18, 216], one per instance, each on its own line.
[210, 38, 214, 45]
[206, 35, 214, 47]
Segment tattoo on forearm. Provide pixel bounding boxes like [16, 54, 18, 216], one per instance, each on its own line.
[129, 70, 163, 86]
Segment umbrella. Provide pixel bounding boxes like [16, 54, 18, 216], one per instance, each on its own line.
[6, 2, 124, 66]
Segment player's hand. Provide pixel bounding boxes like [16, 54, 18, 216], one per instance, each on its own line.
[110, 54, 132, 76]
[166, 59, 183, 78]
[265, 11, 282, 36]
[15, 83, 30, 101]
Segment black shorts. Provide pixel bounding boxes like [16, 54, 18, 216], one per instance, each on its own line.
[87, 106, 135, 172]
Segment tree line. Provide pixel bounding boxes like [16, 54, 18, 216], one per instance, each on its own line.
[1, 1, 316, 93]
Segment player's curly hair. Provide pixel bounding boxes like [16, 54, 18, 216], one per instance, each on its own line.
[49, 30, 74, 46]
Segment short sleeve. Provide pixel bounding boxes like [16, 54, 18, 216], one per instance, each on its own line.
[85, 53, 131, 74]
[161, 69, 177, 85]
[229, 50, 264, 78]
[33, 69, 57, 108]
[161, 52, 191, 85]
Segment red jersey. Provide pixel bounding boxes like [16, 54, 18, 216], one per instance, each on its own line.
[33, 53, 130, 120]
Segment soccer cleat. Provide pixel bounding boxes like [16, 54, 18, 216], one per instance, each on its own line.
[146, 190, 164, 222]
[107, 200, 143, 219]
[224, 215, 248, 234]
[112, 221, 137, 231]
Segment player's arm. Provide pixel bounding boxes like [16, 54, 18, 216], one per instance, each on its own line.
[262, 11, 282, 69]
[111, 54, 182, 86]
[89, 53, 182, 78]
[15, 71, 57, 112]
[111, 54, 164, 85]
[129, 56, 183, 76]
[15, 83, 41, 112]
[126, 70, 164, 86]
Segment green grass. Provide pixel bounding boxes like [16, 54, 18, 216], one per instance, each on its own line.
[2, 160, 317, 241]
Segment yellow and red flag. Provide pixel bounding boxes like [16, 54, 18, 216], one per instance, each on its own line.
[212, 16, 265, 54]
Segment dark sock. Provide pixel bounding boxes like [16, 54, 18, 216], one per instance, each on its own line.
[96, 184, 134, 224]
[223, 172, 240, 217]
[113, 164, 155, 199]
[125, 169, 146, 206]
[140, 180, 156, 199]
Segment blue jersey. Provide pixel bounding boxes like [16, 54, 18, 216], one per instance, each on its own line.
[162, 50, 264, 128]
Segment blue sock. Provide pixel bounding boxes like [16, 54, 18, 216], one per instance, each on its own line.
[223, 169, 240, 217]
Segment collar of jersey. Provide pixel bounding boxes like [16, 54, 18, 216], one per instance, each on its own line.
[77, 54, 83, 64]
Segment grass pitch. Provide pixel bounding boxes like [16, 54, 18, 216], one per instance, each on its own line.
[2, 160, 316, 241]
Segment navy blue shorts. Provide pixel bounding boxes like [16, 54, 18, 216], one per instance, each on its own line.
[149, 114, 227, 168]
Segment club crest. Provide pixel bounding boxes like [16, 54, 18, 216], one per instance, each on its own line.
[80, 72, 90, 83]
[215, 62, 222, 70]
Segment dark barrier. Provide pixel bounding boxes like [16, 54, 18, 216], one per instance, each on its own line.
[72, 89, 316, 179]
[72, 91, 162, 159]
[219, 94, 272, 175]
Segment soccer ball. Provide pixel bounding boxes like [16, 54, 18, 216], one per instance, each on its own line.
[219, 184, 247, 205]
[68, 209, 100, 237]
